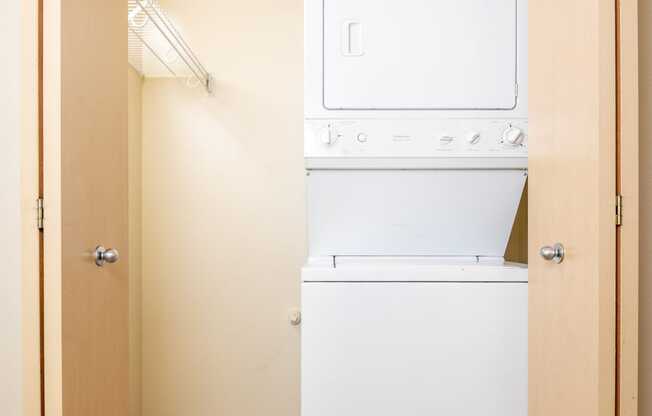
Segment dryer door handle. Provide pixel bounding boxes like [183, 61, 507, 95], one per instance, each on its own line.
[342, 20, 364, 56]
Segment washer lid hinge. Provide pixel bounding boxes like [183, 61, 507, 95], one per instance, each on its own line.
[616, 194, 623, 227]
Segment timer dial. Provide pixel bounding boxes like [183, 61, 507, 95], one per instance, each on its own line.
[502, 126, 525, 146]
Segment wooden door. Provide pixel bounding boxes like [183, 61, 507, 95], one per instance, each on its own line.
[43, 0, 129, 415]
[528, 1, 617, 416]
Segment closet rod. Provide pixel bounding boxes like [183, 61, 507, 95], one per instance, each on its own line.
[128, 0, 212, 93]
[128, 26, 177, 76]
[133, 2, 203, 83]
[137, 0, 209, 78]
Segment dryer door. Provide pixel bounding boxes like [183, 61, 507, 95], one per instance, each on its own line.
[323, 0, 519, 110]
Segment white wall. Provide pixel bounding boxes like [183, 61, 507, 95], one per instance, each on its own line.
[140, 1, 304, 415]
[0, 0, 23, 414]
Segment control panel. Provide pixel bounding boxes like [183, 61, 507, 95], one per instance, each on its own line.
[305, 119, 528, 159]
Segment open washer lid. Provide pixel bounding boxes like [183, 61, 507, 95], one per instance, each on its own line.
[307, 169, 527, 257]
[323, 0, 519, 110]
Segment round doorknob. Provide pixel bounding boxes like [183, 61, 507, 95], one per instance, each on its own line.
[539, 243, 565, 264]
[94, 246, 120, 267]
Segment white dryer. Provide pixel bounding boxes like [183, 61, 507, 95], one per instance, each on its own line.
[302, 0, 529, 415]
[305, 0, 527, 119]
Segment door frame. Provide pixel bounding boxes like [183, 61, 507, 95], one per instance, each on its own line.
[24, 0, 640, 415]
[21, 0, 42, 415]
[616, 0, 640, 415]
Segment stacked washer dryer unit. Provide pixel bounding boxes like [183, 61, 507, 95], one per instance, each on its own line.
[302, 1, 528, 415]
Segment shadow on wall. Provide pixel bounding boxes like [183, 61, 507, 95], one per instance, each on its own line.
[137, 17, 305, 415]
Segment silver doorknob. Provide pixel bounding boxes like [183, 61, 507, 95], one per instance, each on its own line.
[539, 243, 565, 264]
[94, 246, 120, 267]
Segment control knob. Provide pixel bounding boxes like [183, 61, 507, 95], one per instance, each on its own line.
[502, 125, 525, 146]
[466, 131, 481, 145]
[319, 124, 340, 145]
[439, 135, 455, 145]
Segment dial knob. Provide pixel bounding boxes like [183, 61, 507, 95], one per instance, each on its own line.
[466, 131, 481, 145]
[319, 124, 339, 145]
[319, 127, 333, 145]
[439, 135, 454, 145]
[502, 126, 525, 146]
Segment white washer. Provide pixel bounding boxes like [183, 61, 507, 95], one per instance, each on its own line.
[302, 258, 527, 416]
[302, 0, 529, 414]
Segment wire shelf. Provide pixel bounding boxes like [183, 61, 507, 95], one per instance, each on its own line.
[128, 0, 213, 93]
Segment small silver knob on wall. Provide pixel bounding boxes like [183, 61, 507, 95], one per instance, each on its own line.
[539, 243, 565, 264]
[94, 246, 120, 267]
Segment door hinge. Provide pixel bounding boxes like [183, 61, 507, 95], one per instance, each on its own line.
[37, 197, 44, 231]
[616, 194, 623, 226]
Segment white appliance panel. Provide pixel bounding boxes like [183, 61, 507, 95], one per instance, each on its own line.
[307, 169, 527, 256]
[301, 281, 528, 416]
[303, 260, 528, 282]
[304, 119, 528, 167]
[323, 0, 518, 110]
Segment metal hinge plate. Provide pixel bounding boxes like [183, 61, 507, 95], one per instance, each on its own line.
[37, 198, 44, 231]
[616, 194, 623, 226]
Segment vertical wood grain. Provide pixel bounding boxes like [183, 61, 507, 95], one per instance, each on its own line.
[528, 0, 616, 415]
[44, 0, 129, 415]
[638, 2, 652, 415]
[43, 0, 63, 412]
[616, 0, 639, 415]
[128, 66, 143, 416]
[21, 0, 42, 415]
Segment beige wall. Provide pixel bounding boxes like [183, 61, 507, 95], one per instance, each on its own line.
[640, 3, 652, 415]
[21, 0, 41, 414]
[1, 1, 40, 415]
[140, 1, 304, 415]
[128, 66, 143, 416]
[1, 0, 25, 414]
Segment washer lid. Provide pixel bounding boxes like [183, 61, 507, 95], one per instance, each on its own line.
[307, 169, 527, 257]
[323, 0, 519, 110]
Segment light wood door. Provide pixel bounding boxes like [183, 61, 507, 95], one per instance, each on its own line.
[43, 0, 129, 415]
[529, 1, 617, 416]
